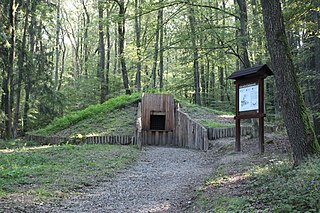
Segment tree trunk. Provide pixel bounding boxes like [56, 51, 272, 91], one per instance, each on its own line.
[312, 0, 320, 139]
[134, 0, 142, 91]
[218, 66, 224, 102]
[98, 0, 106, 103]
[23, 0, 36, 132]
[54, 0, 60, 89]
[82, 0, 90, 78]
[105, 8, 111, 98]
[13, 0, 29, 138]
[151, 7, 161, 89]
[117, 0, 130, 94]
[261, 0, 320, 165]
[200, 64, 206, 106]
[159, 4, 164, 91]
[58, 34, 66, 91]
[3, 0, 16, 139]
[113, 23, 118, 75]
[188, 5, 201, 105]
[236, 0, 250, 68]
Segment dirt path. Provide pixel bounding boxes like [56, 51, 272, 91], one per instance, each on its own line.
[37, 146, 222, 213]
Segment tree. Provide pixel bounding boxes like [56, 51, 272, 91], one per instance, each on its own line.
[261, 0, 320, 165]
[13, 0, 30, 138]
[98, 0, 106, 103]
[188, 5, 201, 105]
[115, 0, 130, 94]
[3, 0, 16, 139]
[134, 0, 142, 91]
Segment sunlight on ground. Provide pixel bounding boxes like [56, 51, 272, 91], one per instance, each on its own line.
[139, 201, 171, 213]
[0, 145, 53, 153]
[206, 173, 250, 187]
[218, 114, 234, 119]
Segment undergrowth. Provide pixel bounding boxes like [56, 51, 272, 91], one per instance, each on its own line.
[193, 155, 320, 212]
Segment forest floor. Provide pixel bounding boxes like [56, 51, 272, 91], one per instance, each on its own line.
[0, 133, 290, 213]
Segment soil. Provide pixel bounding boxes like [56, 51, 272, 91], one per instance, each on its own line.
[0, 134, 290, 213]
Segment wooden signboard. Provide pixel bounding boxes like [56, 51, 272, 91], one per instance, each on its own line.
[228, 64, 273, 153]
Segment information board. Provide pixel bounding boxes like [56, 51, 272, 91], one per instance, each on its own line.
[239, 83, 259, 112]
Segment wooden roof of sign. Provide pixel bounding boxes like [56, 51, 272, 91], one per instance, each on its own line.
[228, 64, 273, 80]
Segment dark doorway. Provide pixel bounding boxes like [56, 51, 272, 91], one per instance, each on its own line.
[150, 115, 166, 130]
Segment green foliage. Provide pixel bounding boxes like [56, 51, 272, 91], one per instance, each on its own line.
[0, 143, 140, 200]
[247, 156, 320, 212]
[31, 93, 141, 136]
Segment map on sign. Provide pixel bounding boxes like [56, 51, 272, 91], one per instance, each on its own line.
[239, 84, 259, 112]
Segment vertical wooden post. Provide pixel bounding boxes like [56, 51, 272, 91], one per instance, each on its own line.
[258, 78, 265, 153]
[235, 80, 241, 152]
[236, 119, 241, 152]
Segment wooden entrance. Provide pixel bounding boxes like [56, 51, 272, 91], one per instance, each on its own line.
[140, 93, 175, 146]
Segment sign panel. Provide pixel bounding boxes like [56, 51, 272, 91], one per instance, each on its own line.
[239, 83, 259, 112]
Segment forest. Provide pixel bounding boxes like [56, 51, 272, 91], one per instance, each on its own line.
[0, 0, 319, 144]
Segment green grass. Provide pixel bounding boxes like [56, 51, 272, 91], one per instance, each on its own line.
[0, 139, 39, 150]
[175, 97, 233, 116]
[201, 120, 234, 128]
[55, 106, 137, 138]
[193, 155, 320, 212]
[0, 143, 140, 202]
[31, 93, 141, 136]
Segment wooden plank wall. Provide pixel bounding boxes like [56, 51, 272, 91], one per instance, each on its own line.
[207, 125, 276, 140]
[25, 134, 135, 146]
[141, 93, 175, 131]
[140, 130, 174, 147]
[135, 102, 142, 148]
[175, 109, 209, 151]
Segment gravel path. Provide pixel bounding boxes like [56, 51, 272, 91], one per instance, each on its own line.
[44, 146, 219, 213]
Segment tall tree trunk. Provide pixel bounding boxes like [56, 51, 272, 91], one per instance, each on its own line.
[23, 0, 36, 132]
[13, 0, 30, 138]
[151, 6, 161, 89]
[54, 0, 60, 90]
[3, 0, 16, 139]
[251, 0, 262, 64]
[113, 23, 118, 75]
[237, 0, 250, 68]
[105, 8, 111, 98]
[82, 0, 90, 78]
[218, 66, 224, 102]
[261, 0, 320, 165]
[134, 0, 142, 91]
[200, 64, 206, 105]
[312, 0, 320, 139]
[188, 5, 201, 105]
[98, 0, 106, 103]
[159, 3, 164, 91]
[117, 0, 130, 94]
[58, 34, 66, 91]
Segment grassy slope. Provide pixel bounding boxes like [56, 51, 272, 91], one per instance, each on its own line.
[31, 93, 141, 137]
[176, 99, 235, 128]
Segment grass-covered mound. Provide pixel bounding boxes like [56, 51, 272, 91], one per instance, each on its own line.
[31, 93, 141, 137]
[175, 98, 235, 128]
